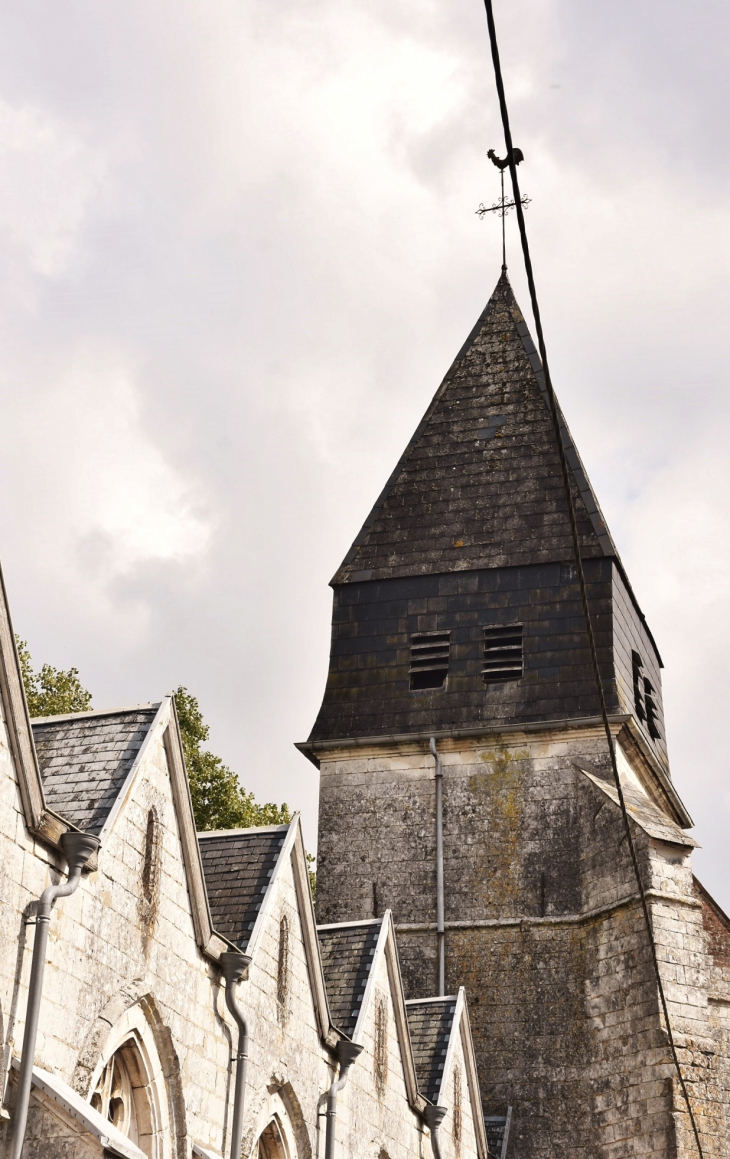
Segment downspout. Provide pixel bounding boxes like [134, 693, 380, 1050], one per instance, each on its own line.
[9, 831, 100, 1159]
[324, 1039, 364, 1159]
[429, 737, 445, 996]
[424, 1104, 447, 1159]
[219, 951, 252, 1159]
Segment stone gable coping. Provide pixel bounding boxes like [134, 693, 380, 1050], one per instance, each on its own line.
[287, 817, 338, 1046]
[192, 1145, 222, 1159]
[161, 700, 228, 961]
[199, 825, 289, 951]
[368, 911, 425, 1115]
[454, 990, 489, 1159]
[94, 700, 168, 842]
[10, 1060, 146, 1159]
[316, 911, 428, 1113]
[0, 559, 56, 844]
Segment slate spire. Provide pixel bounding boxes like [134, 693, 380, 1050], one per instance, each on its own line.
[334, 271, 616, 584]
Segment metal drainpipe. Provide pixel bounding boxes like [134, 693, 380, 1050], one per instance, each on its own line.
[424, 1104, 447, 1159]
[429, 737, 445, 996]
[9, 830, 100, 1159]
[324, 1039, 364, 1159]
[219, 951, 252, 1159]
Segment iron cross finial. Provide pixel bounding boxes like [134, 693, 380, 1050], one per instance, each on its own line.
[477, 147, 530, 270]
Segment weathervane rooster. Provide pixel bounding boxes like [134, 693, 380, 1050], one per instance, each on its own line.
[486, 147, 524, 170]
[478, 147, 530, 268]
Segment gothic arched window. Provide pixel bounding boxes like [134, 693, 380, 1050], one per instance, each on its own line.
[85, 1002, 175, 1159]
[256, 1116, 289, 1159]
[90, 1040, 152, 1148]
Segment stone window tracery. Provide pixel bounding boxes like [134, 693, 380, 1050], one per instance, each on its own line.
[90, 1039, 152, 1151]
[86, 1006, 173, 1159]
[255, 1116, 290, 1159]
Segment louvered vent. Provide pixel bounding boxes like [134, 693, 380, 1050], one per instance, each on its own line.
[644, 679, 661, 740]
[483, 625, 523, 682]
[409, 632, 450, 690]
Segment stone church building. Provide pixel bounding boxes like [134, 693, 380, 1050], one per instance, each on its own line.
[1, 271, 729, 1159]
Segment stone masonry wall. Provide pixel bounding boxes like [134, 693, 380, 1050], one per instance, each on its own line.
[316, 726, 730, 1158]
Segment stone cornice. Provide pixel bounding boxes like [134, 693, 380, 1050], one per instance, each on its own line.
[396, 888, 702, 935]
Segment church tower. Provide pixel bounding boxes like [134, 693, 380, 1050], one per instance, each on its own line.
[302, 273, 729, 1157]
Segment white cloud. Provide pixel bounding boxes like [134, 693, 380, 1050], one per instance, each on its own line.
[0, 99, 107, 283]
[0, 347, 212, 627]
[0, 0, 728, 892]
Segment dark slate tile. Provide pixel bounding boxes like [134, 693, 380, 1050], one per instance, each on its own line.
[317, 921, 381, 1038]
[198, 826, 289, 951]
[406, 998, 457, 1104]
[33, 707, 159, 835]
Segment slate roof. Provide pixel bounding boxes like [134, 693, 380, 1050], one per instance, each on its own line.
[405, 997, 457, 1104]
[334, 271, 617, 584]
[198, 826, 289, 951]
[579, 768, 698, 847]
[316, 920, 381, 1038]
[32, 706, 159, 835]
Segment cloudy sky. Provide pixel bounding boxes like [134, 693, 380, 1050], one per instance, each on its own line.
[0, 0, 728, 905]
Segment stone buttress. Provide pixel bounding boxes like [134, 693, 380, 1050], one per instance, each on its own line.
[302, 272, 730, 1158]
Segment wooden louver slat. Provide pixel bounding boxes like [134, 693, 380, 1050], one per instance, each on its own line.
[483, 625, 523, 682]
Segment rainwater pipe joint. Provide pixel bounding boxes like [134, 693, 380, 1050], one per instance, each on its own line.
[429, 737, 445, 996]
[424, 1104, 448, 1159]
[324, 1039, 364, 1159]
[9, 830, 100, 1159]
[219, 951, 252, 1159]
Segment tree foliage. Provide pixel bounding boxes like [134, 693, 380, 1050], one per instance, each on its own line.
[173, 687, 315, 897]
[16, 638, 93, 717]
[173, 686, 292, 831]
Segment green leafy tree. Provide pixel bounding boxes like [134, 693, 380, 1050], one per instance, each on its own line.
[16, 638, 93, 717]
[173, 687, 316, 898]
[173, 686, 292, 830]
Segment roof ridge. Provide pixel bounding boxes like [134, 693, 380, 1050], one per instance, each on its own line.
[198, 823, 291, 839]
[31, 702, 160, 725]
[316, 917, 383, 931]
[512, 316, 617, 558]
[405, 995, 458, 1005]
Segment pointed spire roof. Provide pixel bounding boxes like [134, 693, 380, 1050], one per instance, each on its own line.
[333, 271, 617, 584]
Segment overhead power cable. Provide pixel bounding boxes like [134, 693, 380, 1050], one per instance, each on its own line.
[480, 2, 704, 1154]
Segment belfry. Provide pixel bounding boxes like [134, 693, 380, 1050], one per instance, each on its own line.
[304, 272, 730, 1157]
